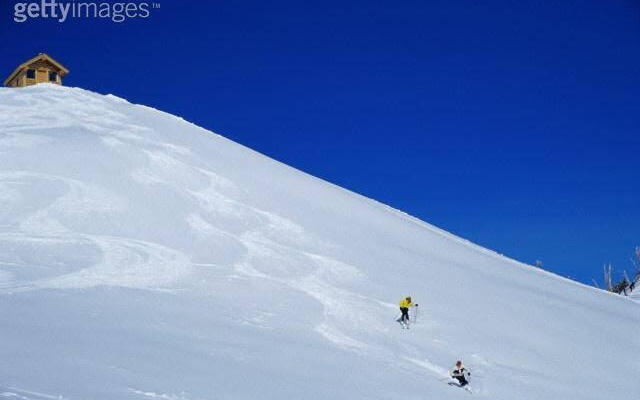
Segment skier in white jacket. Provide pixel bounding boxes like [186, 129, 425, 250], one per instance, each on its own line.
[450, 360, 470, 387]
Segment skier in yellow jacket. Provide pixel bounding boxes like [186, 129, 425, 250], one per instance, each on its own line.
[398, 296, 417, 328]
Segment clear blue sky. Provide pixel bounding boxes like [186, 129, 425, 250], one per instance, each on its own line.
[2, 0, 639, 285]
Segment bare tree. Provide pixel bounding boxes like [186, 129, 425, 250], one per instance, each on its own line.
[623, 270, 631, 284]
[591, 247, 640, 294]
[603, 262, 631, 295]
[603, 263, 613, 292]
[630, 246, 640, 292]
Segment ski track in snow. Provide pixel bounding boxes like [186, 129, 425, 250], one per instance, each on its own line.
[127, 141, 385, 353]
[181, 153, 398, 356]
[0, 387, 69, 400]
[128, 389, 202, 400]
[0, 171, 192, 292]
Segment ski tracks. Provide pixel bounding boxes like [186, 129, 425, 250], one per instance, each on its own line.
[0, 171, 193, 292]
[0, 386, 69, 400]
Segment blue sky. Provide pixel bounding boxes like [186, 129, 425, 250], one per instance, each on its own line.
[2, 0, 639, 285]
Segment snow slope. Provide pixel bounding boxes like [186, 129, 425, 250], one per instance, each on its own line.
[0, 84, 638, 400]
[631, 283, 640, 303]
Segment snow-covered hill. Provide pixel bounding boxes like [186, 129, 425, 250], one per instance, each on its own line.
[1, 84, 638, 400]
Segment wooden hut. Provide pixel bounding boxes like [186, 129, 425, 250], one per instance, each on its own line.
[4, 53, 69, 88]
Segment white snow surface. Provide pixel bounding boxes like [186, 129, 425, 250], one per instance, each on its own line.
[631, 283, 640, 303]
[0, 84, 638, 400]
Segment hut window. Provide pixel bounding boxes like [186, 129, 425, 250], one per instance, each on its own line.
[49, 72, 58, 82]
[26, 69, 36, 79]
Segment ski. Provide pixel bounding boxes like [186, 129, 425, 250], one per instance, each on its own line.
[447, 381, 473, 394]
